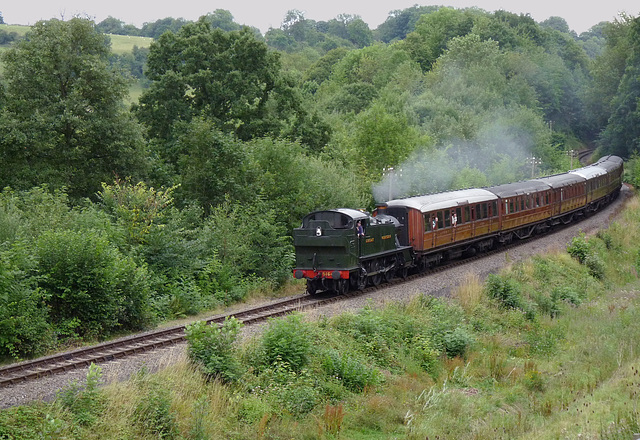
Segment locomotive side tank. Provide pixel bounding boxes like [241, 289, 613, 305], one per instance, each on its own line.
[293, 209, 412, 294]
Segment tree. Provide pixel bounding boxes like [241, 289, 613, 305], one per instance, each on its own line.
[540, 16, 572, 34]
[0, 18, 148, 199]
[136, 17, 327, 148]
[598, 17, 640, 157]
[376, 5, 440, 43]
[403, 7, 478, 71]
[173, 118, 248, 210]
[140, 17, 189, 39]
[203, 9, 242, 32]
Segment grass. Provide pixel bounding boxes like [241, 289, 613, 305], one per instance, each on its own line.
[108, 34, 152, 54]
[1, 193, 639, 439]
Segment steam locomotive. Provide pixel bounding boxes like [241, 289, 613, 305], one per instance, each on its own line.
[293, 156, 623, 294]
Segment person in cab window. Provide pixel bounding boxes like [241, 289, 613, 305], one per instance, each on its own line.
[356, 220, 365, 237]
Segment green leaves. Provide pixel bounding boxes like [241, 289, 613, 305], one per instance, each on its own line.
[0, 18, 147, 199]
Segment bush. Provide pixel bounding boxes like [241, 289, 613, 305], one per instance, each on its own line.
[261, 313, 311, 372]
[567, 232, 590, 264]
[442, 326, 474, 358]
[185, 317, 243, 383]
[412, 335, 441, 377]
[485, 274, 523, 310]
[0, 256, 52, 358]
[57, 363, 104, 426]
[36, 229, 153, 338]
[551, 286, 582, 306]
[322, 350, 382, 392]
[133, 380, 178, 440]
[585, 253, 606, 280]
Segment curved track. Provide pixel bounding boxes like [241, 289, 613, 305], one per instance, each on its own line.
[0, 186, 629, 389]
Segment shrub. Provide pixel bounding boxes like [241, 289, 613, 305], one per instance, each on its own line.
[485, 274, 523, 310]
[322, 349, 382, 392]
[185, 317, 243, 383]
[0, 256, 52, 358]
[585, 253, 606, 280]
[412, 335, 441, 378]
[442, 326, 474, 358]
[133, 380, 178, 440]
[567, 232, 590, 264]
[552, 286, 582, 306]
[57, 363, 105, 426]
[36, 229, 152, 338]
[261, 313, 311, 372]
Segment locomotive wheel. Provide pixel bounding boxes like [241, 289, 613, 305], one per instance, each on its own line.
[369, 262, 382, 286]
[384, 269, 394, 283]
[336, 279, 349, 295]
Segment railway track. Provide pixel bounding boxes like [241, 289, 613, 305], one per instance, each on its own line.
[0, 187, 629, 389]
[0, 235, 552, 388]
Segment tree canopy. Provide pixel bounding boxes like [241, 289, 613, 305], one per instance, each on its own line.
[0, 18, 147, 199]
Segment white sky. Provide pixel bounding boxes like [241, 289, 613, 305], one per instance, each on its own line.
[2, 1, 639, 35]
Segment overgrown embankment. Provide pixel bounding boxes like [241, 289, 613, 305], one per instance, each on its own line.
[2, 197, 640, 439]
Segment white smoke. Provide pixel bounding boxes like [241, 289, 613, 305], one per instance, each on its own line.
[372, 114, 538, 203]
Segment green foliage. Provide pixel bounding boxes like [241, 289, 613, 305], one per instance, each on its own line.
[173, 120, 248, 210]
[261, 313, 311, 372]
[0, 18, 147, 199]
[404, 7, 477, 71]
[57, 363, 104, 426]
[485, 273, 524, 310]
[0, 254, 51, 358]
[185, 317, 243, 383]
[411, 335, 441, 377]
[442, 326, 474, 358]
[97, 178, 176, 245]
[585, 253, 606, 280]
[322, 349, 382, 391]
[133, 378, 179, 440]
[567, 232, 590, 263]
[206, 198, 294, 285]
[245, 137, 365, 230]
[567, 232, 607, 279]
[137, 17, 323, 148]
[523, 368, 546, 392]
[36, 229, 152, 338]
[598, 18, 640, 157]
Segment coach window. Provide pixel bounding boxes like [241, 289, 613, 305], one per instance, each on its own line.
[425, 214, 431, 232]
[456, 207, 463, 225]
[444, 210, 451, 228]
[464, 206, 471, 222]
[520, 197, 525, 211]
[437, 211, 444, 229]
[492, 201, 498, 217]
[509, 199, 515, 214]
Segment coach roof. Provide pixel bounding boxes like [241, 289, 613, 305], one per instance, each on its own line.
[486, 180, 551, 198]
[383, 188, 498, 213]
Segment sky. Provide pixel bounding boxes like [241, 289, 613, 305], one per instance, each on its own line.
[2, 1, 639, 35]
